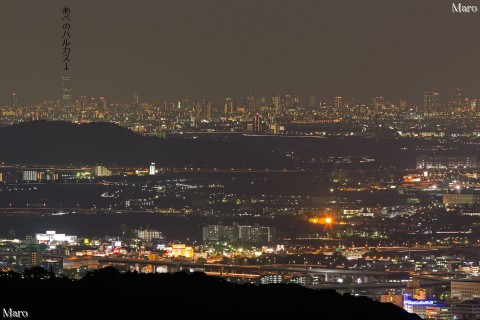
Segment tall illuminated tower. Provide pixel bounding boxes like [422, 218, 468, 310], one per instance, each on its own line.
[100, 97, 108, 112]
[254, 114, 262, 132]
[133, 94, 140, 108]
[61, 75, 72, 107]
[372, 96, 385, 109]
[149, 162, 156, 175]
[272, 95, 280, 114]
[206, 101, 212, 121]
[224, 95, 234, 115]
[456, 88, 464, 108]
[423, 92, 439, 116]
[333, 96, 343, 109]
[12, 93, 18, 109]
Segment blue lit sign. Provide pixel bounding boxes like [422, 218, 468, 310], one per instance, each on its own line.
[404, 300, 435, 306]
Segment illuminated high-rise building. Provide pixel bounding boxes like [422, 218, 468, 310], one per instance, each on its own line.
[451, 280, 480, 301]
[333, 96, 343, 109]
[30, 251, 42, 267]
[133, 94, 140, 108]
[423, 92, 439, 116]
[12, 92, 18, 109]
[136, 228, 164, 241]
[149, 162, 156, 175]
[247, 94, 256, 109]
[291, 95, 301, 107]
[192, 100, 199, 116]
[22, 171, 38, 181]
[474, 99, 480, 114]
[205, 100, 212, 121]
[93, 165, 112, 177]
[100, 97, 108, 112]
[61, 75, 72, 107]
[246, 93, 267, 111]
[203, 223, 275, 243]
[254, 114, 262, 132]
[399, 99, 408, 110]
[456, 88, 464, 108]
[284, 94, 292, 109]
[80, 95, 87, 110]
[372, 96, 385, 110]
[272, 95, 280, 114]
[308, 94, 317, 108]
[224, 95, 234, 115]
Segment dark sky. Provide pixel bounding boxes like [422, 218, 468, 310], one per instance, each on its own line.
[1, 0, 480, 105]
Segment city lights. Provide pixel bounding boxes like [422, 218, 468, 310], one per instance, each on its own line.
[2, 1, 480, 318]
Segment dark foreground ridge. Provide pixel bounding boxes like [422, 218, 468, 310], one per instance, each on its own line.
[0, 267, 420, 320]
[0, 121, 280, 167]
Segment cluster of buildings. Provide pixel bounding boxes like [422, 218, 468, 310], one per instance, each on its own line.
[202, 222, 276, 244]
[3, 86, 480, 137]
[5, 86, 480, 319]
[378, 279, 480, 319]
[5, 223, 480, 319]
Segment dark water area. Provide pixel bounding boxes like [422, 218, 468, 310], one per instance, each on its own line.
[0, 212, 313, 243]
[0, 213, 205, 241]
[190, 133, 480, 169]
[0, 181, 314, 240]
[0, 183, 117, 208]
[192, 134, 415, 169]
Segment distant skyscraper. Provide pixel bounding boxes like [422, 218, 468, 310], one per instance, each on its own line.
[308, 94, 317, 108]
[272, 95, 280, 114]
[61, 75, 72, 107]
[12, 93, 18, 109]
[474, 99, 480, 113]
[133, 94, 140, 108]
[372, 96, 385, 109]
[456, 88, 464, 108]
[291, 95, 301, 107]
[80, 95, 87, 110]
[423, 92, 439, 116]
[100, 97, 108, 112]
[247, 94, 256, 109]
[193, 100, 200, 119]
[399, 99, 408, 110]
[224, 95, 234, 115]
[254, 114, 262, 132]
[205, 100, 212, 121]
[149, 162, 156, 175]
[333, 96, 343, 109]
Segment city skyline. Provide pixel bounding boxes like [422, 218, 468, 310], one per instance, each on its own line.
[2, 1, 480, 104]
[3, 1, 480, 319]
[4, 83, 480, 107]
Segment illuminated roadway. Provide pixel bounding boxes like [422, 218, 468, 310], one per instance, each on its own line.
[0, 165, 302, 173]
[96, 257, 410, 277]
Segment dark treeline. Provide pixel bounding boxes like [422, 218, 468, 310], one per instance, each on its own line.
[0, 266, 421, 320]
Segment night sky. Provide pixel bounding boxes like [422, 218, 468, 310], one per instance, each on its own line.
[1, 0, 479, 105]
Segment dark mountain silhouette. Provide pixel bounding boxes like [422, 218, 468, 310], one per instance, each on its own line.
[0, 121, 283, 167]
[0, 267, 421, 320]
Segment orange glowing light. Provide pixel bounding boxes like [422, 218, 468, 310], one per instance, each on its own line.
[309, 217, 334, 225]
